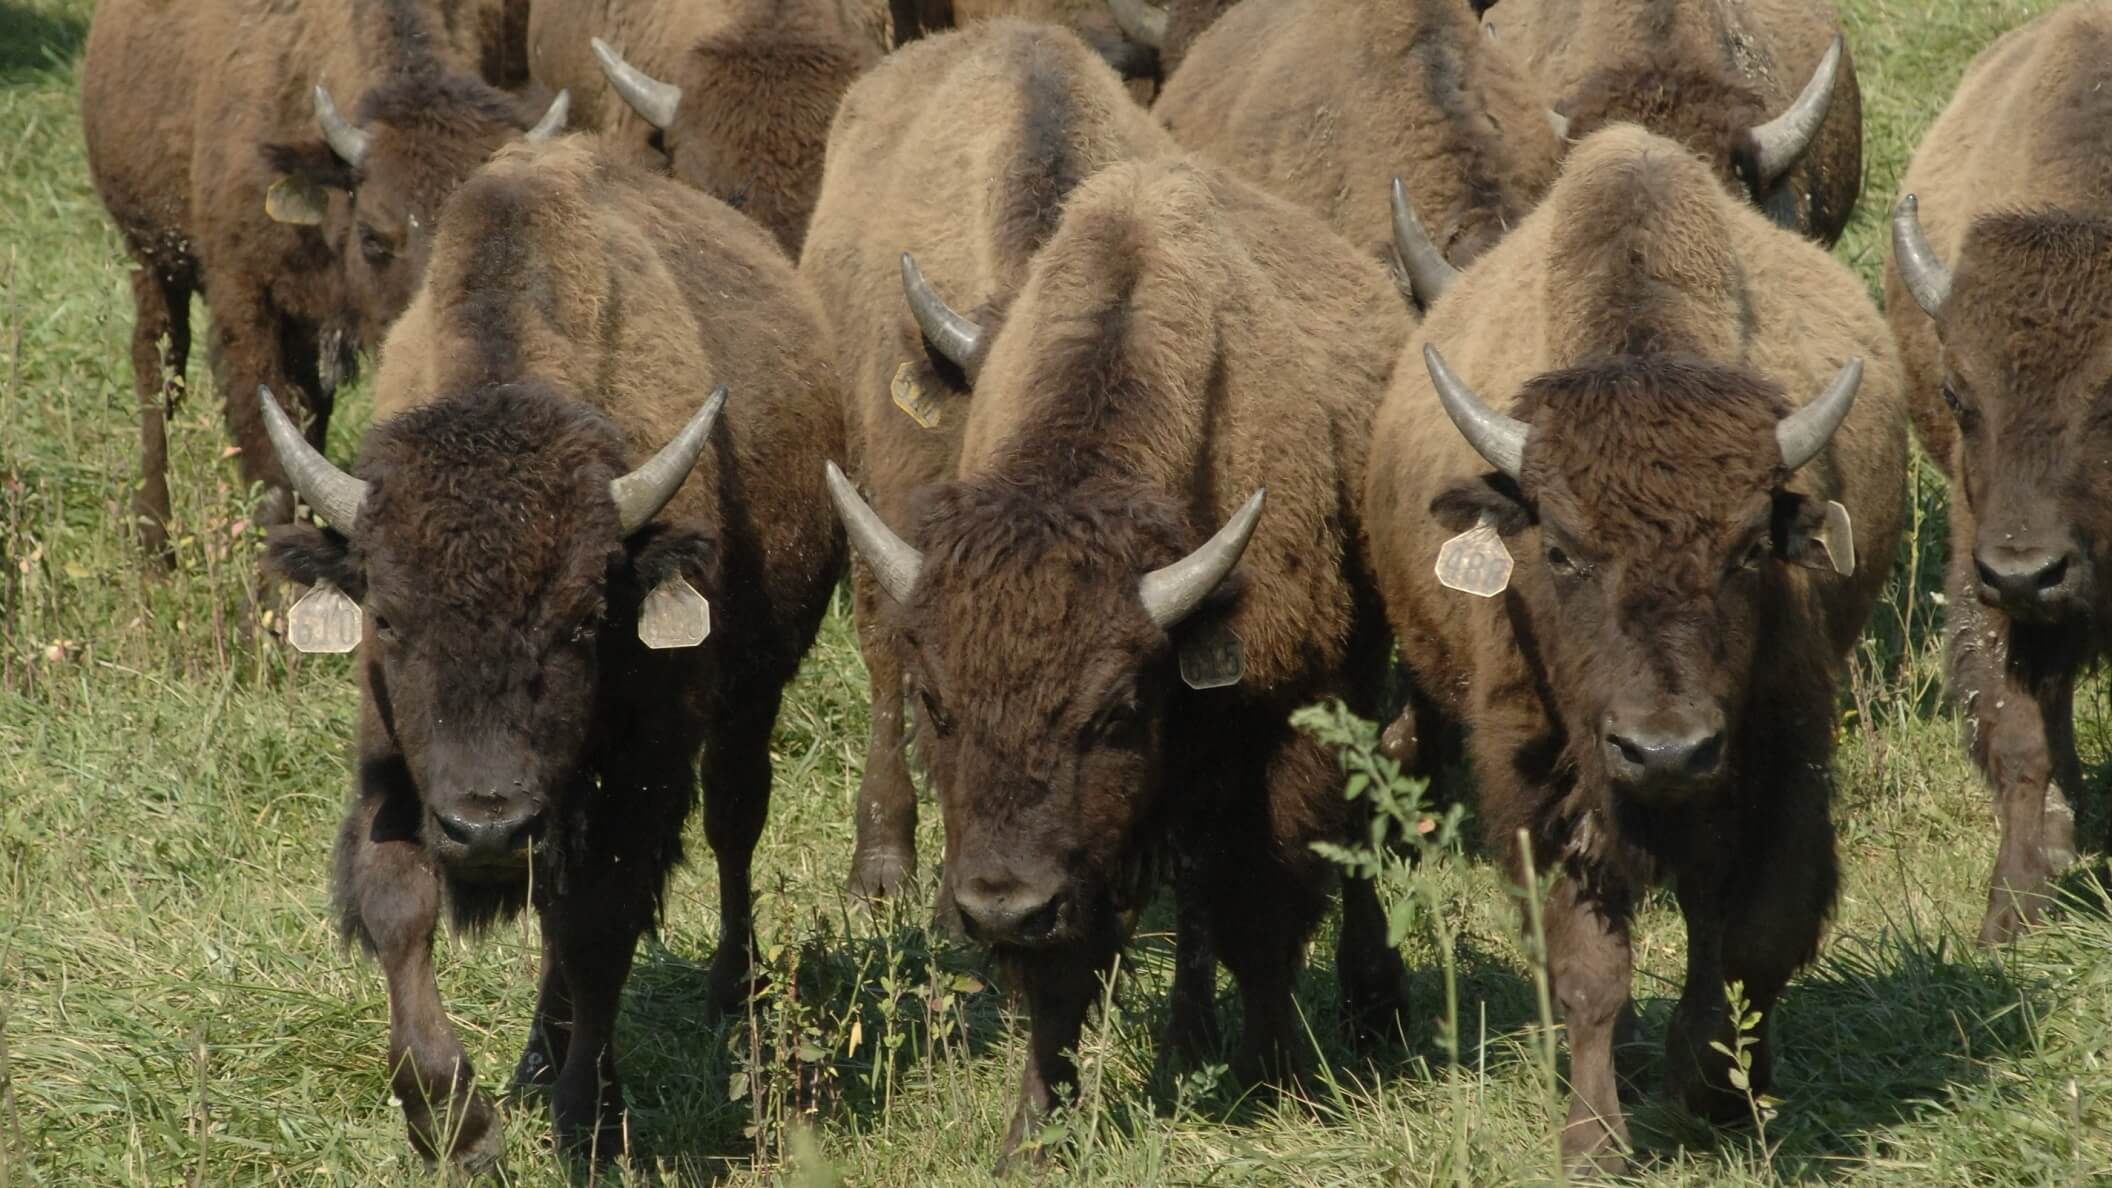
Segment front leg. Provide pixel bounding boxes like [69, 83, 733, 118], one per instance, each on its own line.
[996, 940, 1115, 1172]
[509, 935, 571, 1093]
[543, 893, 643, 1162]
[702, 696, 779, 1014]
[1545, 872, 1636, 1174]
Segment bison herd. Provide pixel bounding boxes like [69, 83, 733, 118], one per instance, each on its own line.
[76, 0, 2112, 1172]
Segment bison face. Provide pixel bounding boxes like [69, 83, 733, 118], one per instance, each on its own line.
[1897, 209, 2112, 624]
[1426, 350, 1858, 806]
[264, 383, 724, 882]
[825, 469, 1261, 949]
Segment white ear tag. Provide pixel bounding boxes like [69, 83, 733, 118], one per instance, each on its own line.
[286, 582, 362, 653]
[891, 360, 944, 429]
[638, 576, 711, 649]
[1817, 500, 1855, 577]
[1179, 624, 1245, 690]
[1435, 515, 1513, 597]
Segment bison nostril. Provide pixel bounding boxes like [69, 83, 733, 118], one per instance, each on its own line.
[1685, 732, 1724, 775]
[1015, 892, 1065, 939]
[436, 811, 477, 846]
[1608, 732, 1647, 769]
[2036, 554, 2069, 590]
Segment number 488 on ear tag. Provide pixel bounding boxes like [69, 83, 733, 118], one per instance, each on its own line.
[638, 576, 711, 649]
[286, 582, 362, 653]
[1435, 516, 1513, 598]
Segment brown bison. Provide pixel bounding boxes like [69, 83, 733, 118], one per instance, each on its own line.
[1488, 0, 1860, 244]
[799, 20, 1175, 898]
[261, 133, 845, 1165]
[827, 153, 1414, 1163]
[1887, 2, 2112, 945]
[1100, 0, 1246, 80]
[82, 0, 567, 564]
[1152, 0, 1562, 292]
[527, 0, 879, 255]
[1363, 125, 1906, 1172]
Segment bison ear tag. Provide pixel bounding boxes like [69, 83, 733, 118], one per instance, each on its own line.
[638, 576, 711, 649]
[1817, 500, 1855, 577]
[1435, 515, 1513, 598]
[286, 583, 362, 653]
[1178, 624, 1245, 690]
[891, 361, 944, 430]
[265, 176, 327, 226]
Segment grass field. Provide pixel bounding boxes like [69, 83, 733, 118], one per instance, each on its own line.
[7, 0, 2112, 1183]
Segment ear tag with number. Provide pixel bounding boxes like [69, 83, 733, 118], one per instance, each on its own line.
[638, 576, 711, 649]
[891, 361, 945, 430]
[1179, 624, 1245, 690]
[1816, 500, 1855, 577]
[287, 582, 362, 653]
[265, 175, 327, 225]
[1435, 514, 1513, 597]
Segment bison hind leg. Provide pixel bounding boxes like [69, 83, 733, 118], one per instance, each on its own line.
[1336, 872, 1413, 1048]
[128, 262, 194, 569]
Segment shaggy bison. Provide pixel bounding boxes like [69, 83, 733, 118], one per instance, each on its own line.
[827, 154, 1415, 1163]
[1887, 1, 2112, 944]
[1488, 0, 1860, 243]
[263, 134, 844, 1165]
[82, 0, 566, 564]
[799, 20, 1174, 898]
[1364, 126, 1906, 1171]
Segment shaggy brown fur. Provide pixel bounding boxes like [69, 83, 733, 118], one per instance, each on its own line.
[798, 20, 1175, 898]
[1884, 1, 2112, 947]
[528, 0, 878, 254]
[1154, 0, 1561, 278]
[82, 0, 555, 565]
[867, 156, 1411, 1163]
[1362, 125, 1906, 1172]
[1490, 0, 1862, 244]
[267, 134, 845, 1166]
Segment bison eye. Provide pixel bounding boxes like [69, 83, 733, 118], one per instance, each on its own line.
[1089, 701, 1142, 746]
[1738, 537, 1769, 571]
[1940, 382, 1966, 419]
[358, 225, 392, 264]
[371, 613, 398, 644]
[1546, 544, 1579, 576]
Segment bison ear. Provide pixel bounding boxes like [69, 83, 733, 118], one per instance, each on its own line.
[1430, 475, 1530, 536]
[1775, 492, 1855, 577]
[266, 523, 367, 601]
[261, 141, 358, 224]
[627, 525, 721, 600]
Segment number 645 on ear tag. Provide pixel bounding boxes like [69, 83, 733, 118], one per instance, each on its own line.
[638, 576, 711, 649]
[1435, 515, 1513, 598]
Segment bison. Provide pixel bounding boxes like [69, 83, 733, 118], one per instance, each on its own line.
[1100, 0, 1247, 81]
[826, 153, 1416, 1163]
[261, 132, 845, 1165]
[1488, 0, 1860, 244]
[1887, 1, 2112, 945]
[1363, 125, 1906, 1172]
[1151, 0, 1562, 298]
[527, 0, 879, 254]
[82, 0, 567, 565]
[799, 20, 1175, 899]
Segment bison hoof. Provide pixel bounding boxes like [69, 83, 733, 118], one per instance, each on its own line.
[706, 948, 766, 1016]
[553, 1085, 627, 1164]
[1559, 1108, 1630, 1179]
[405, 1087, 502, 1171]
[848, 848, 916, 899]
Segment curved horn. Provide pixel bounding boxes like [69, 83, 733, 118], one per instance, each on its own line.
[610, 385, 726, 535]
[524, 89, 571, 143]
[259, 385, 368, 530]
[1546, 108, 1570, 142]
[1775, 356, 1862, 472]
[312, 84, 370, 167]
[1891, 194, 1952, 316]
[1106, 0, 1167, 48]
[1424, 344, 1527, 478]
[1391, 178, 1460, 307]
[591, 37, 682, 130]
[900, 252, 987, 380]
[1749, 33, 1842, 183]
[824, 461, 923, 604]
[1139, 490, 1265, 630]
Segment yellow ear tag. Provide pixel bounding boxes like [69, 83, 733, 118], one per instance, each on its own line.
[1178, 624, 1245, 690]
[1435, 515, 1513, 598]
[286, 582, 362, 652]
[1817, 500, 1855, 577]
[638, 576, 711, 649]
[265, 175, 328, 225]
[891, 361, 944, 430]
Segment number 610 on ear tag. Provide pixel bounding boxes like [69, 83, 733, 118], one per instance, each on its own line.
[638, 577, 711, 649]
[286, 582, 362, 653]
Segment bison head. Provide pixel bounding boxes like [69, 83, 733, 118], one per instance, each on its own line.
[1895, 197, 2112, 622]
[1424, 346, 1858, 805]
[1553, 35, 1841, 233]
[261, 382, 723, 881]
[825, 464, 1261, 948]
[262, 74, 568, 353]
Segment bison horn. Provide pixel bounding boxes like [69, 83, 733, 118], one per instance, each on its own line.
[1749, 33, 1842, 183]
[900, 253, 987, 381]
[1139, 490, 1265, 630]
[1425, 344, 1527, 478]
[524, 89, 571, 143]
[592, 38, 682, 130]
[1891, 194, 1952, 316]
[259, 385, 368, 531]
[312, 85, 371, 167]
[1775, 357, 1862, 472]
[1391, 178, 1460, 307]
[825, 461, 924, 604]
[1107, 0, 1167, 49]
[610, 385, 727, 535]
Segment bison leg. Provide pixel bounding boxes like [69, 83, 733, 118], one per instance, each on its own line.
[702, 698, 777, 1014]
[1163, 856, 1221, 1069]
[338, 795, 502, 1168]
[202, 280, 308, 526]
[848, 561, 921, 897]
[1545, 875, 1635, 1174]
[542, 892, 642, 1162]
[996, 940, 1114, 1172]
[509, 934, 572, 1093]
[128, 264, 193, 568]
[1337, 870, 1412, 1047]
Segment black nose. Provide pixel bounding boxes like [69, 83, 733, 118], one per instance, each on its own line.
[434, 804, 543, 863]
[1603, 708, 1726, 790]
[1975, 545, 2079, 615]
[953, 873, 1068, 946]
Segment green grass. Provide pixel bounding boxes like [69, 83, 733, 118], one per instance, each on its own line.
[5, 0, 2111, 1182]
